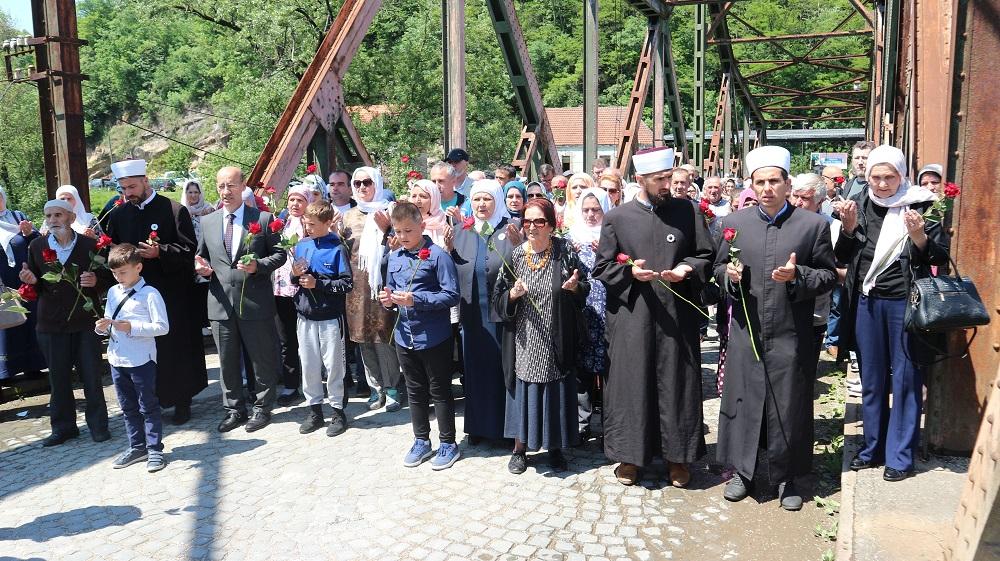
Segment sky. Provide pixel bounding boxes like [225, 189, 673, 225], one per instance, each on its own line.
[1, 1, 34, 32]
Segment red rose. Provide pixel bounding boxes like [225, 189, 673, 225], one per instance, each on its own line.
[835, 176, 845, 185]
[462, 216, 475, 230]
[704, 207, 715, 220]
[556, 218, 564, 231]
[699, 198, 710, 212]
[149, 231, 158, 241]
[723, 228, 737, 242]
[42, 249, 57, 263]
[265, 186, 277, 194]
[306, 164, 317, 174]
[269, 219, 285, 233]
[417, 248, 431, 260]
[616, 253, 631, 265]
[17, 283, 37, 302]
[96, 233, 113, 250]
[407, 170, 423, 180]
[943, 182, 961, 198]
[114, 198, 124, 206]
[401, 155, 411, 164]
[248, 221, 262, 235]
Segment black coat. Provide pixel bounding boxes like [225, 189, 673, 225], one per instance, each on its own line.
[492, 236, 589, 392]
[713, 204, 837, 483]
[592, 198, 716, 466]
[833, 189, 951, 355]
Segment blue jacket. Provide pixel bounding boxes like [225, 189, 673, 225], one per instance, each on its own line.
[384, 237, 460, 350]
[290, 233, 353, 321]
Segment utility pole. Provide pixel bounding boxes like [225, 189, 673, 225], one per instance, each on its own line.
[583, 0, 598, 167]
[442, 0, 466, 154]
[693, 3, 707, 172]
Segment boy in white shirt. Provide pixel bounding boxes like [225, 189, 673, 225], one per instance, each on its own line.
[96, 243, 170, 472]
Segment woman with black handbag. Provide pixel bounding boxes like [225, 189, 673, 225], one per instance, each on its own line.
[835, 145, 949, 482]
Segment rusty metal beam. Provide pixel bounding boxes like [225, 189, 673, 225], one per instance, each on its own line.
[766, 116, 866, 122]
[32, 0, 89, 205]
[739, 54, 870, 64]
[710, 28, 873, 45]
[486, 0, 562, 176]
[248, 0, 379, 191]
[613, 22, 657, 174]
[847, 0, 874, 27]
[704, 72, 730, 175]
[707, 2, 767, 135]
[705, 1, 734, 40]
[764, 104, 865, 111]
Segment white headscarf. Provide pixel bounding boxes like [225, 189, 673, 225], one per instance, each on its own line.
[55, 185, 93, 235]
[623, 182, 642, 203]
[284, 184, 315, 241]
[569, 187, 612, 245]
[861, 145, 937, 296]
[0, 186, 19, 266]
[410, 179, 448, 246]
[352, 166, 393, 298]
[468, 179, 511, 231]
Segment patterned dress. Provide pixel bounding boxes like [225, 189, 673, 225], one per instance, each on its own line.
[570, 241, 607, 375]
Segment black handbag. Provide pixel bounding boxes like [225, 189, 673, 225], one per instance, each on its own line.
[905, 257, 990, 334]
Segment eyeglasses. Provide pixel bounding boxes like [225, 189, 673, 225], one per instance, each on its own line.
[352, 179, 374, 188]
[523, 218, 549, 228]
[527, 193, 547, 199]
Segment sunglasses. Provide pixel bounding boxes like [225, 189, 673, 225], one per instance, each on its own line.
[527, 193, 547, 199]
[352, 178, 374, 188]
[606, 188, 620, 194]
[523, 218, 549, 228]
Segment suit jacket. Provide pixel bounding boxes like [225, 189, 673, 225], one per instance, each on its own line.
[197, 206, 286, 321]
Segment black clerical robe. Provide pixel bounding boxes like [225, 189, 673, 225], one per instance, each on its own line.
[104, 193, 207, 406]
[713, 204, 836, 484]
[593, 198, 715, 467]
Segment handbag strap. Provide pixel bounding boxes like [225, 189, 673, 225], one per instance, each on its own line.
[903, 328, 977, 367]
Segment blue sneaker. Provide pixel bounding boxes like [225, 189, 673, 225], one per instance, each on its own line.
[431, 442, 461, 471]
[403, 438, 433, 467]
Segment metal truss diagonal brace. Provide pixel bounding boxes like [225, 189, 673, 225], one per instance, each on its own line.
[614, 22, 658, 175]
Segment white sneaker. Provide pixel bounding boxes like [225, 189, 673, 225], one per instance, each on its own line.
[847, 378, 862, 398]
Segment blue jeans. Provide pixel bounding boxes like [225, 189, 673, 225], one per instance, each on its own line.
[111, 361, 163, 452]
[854, 296, 922, 471]
[824, 285, 844, 348]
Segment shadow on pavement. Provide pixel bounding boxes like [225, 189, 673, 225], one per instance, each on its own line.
[0, 505, 142, 542]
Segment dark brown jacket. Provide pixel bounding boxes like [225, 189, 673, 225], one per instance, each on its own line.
[26, 234, 113, 333]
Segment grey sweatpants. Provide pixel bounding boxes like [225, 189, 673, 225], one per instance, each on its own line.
[359, 342, 401, 393]
[297, 317, 346, 409]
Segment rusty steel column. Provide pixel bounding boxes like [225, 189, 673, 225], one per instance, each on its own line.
[32, 0, 89, 206]
[652, 17, 665, 146]
[442, 0, 467, 153]
[926, 0, 1000, 457]
[912, 0, 958, 175]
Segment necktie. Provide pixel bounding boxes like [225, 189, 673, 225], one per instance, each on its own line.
[224, 214, 235, 258]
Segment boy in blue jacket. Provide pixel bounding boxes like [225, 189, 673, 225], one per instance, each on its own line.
[378, 202, 461, 469]
[290, 201, 354, 436]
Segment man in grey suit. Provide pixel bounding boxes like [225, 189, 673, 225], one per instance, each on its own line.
[194, 166, 287, 433]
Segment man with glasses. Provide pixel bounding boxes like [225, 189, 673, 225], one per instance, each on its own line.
[430, 161, 466, 223]
[819, 165, 845, 216]
[593, 146, 715, 491]
[327, 170, 355, 217]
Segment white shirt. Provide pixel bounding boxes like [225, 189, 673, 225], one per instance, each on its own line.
[221, 204, 246, 261]
[47, 231, 78, 264]
[97, 278, 169, 367]
[136, 190, 157, 209]
[457, 176, 474, 198]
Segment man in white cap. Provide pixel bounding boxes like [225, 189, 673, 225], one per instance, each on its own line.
[104, 159, 206, 425]
[593, 147, 715, 489]
[21, 199, 112, 446]
[713, 145, 837, 510]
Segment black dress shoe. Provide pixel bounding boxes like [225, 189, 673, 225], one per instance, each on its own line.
[508, 452, 528, 475]
[244, 411, 271, 433]
[91, 430, 112, 443]
[42, 432, 79, 447]
[849, 454, 881, 471]
[883, 467, 914, 482]
[171, 404, 191, 426]
[778, 480, 803, 511]
[217, 411, 247, 433]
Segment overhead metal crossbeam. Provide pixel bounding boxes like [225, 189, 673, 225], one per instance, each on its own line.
[704, 0, 875, 131]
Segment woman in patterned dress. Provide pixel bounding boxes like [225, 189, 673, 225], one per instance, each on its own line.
[566, 187, 612, 441]
[494, 198, 589, 474]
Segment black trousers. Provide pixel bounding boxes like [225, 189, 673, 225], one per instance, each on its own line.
[212, 318, 279, 414]
[396, 337, 456, 443]
[273, 295, 301, 391]
[37, 330, 108, 436]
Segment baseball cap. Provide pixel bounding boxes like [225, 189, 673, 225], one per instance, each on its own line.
[445, 148, 470, 162]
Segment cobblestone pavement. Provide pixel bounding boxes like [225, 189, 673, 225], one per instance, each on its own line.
[0, 333, 835, 561]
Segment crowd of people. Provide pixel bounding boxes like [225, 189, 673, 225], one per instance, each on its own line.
[0, 138, 951, 510]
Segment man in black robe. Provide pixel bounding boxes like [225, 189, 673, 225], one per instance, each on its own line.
[105, 159, 207, 424]
[713, 146, 836, 510]
[593, 147, 715, 488]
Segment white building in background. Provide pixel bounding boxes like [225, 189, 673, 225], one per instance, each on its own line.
[545, 106, 655, 173]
